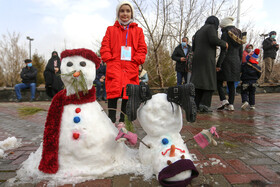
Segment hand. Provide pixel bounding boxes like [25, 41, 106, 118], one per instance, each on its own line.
[54, 67, 59, 73]
[180, 57, 186, 61]
[100, 78, 104, 82]
[216, 67, 221, 72]
[225, 42, 229, 49]
[272, 41, 276, 45]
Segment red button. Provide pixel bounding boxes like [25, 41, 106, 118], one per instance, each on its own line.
[75, 108, 81, 113]
[73, 132, 80, 140]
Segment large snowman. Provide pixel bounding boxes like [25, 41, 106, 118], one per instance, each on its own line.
[11, 49, 140, 185]
[138, 93, 199, 187]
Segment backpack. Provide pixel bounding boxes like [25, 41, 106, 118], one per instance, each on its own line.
[227, 27, 247, 46]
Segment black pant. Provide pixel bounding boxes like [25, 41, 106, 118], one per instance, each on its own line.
[195, 89, 213, 107]
[108, 98, 128, 123]
[241, 80, 256, 106]
[217, 80, 235, 104]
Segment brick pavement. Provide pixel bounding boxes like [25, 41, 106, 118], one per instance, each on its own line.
[0, 93, 280, 186]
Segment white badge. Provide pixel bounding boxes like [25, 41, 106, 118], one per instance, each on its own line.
[121, 46, 131, 61]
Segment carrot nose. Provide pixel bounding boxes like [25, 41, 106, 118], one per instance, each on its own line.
[169, 145, 175, 157]
[73, 71, 80, 77]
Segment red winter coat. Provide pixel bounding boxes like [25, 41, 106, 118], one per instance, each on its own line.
[100, 21, 147, 100]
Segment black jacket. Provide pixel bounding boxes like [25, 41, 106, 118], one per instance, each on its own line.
[217, 26, 243, 82]
[191, 23, 227, 90]
[262, 37, 279, 59]
[241, 62, 261, 81]
[20, 66, 37, 84]
[96, 63, 106, 80]
[172, 44, 192, 72]
[44, 53, 64, 91]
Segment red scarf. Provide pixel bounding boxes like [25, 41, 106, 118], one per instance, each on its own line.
[249, 59, 259, 64]
[39, 86, 96, 174]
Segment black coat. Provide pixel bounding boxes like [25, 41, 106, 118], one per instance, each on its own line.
[171, 44, 192, 72]
[262, 37, 279, 59]
[217, 26, 243, 82]
[191, 24, 227, 90]
[241, 62, 261, 81]
[20, 66, 37, 84]
[96, 63, 106, 80]
[44, 54, 64, 92]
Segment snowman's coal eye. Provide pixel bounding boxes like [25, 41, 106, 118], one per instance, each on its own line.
[67, 61, 73, 67]
[80, 61, 86, 67]
[162, 138, 169, 145]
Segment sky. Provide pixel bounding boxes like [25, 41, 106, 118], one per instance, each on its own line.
[0, 0, 279, 60]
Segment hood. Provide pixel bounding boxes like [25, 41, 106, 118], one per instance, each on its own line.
[113, 20, 138, 29]
[205, 16, 219, 30]
[223, 26, 246, 46]
[245, 44, 253, 50]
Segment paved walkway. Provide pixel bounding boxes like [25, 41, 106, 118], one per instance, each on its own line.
[0, 94, 280, 186]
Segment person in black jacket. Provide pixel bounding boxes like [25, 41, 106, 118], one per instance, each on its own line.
[94, 61, 107, 101]
[216, 16, 245, 111]
[262, 31, 279, 83]
[172, 37, 192, 85]
[191, 16, 227, 113]
[44, 51, 64, 98]
[14, 59, 37, 102]
[240, 49, 261, 110]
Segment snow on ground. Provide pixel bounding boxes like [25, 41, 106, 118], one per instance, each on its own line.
[0, 137, 22, 158]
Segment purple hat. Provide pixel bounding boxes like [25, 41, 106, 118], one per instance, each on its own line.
[158, 159, 199, 187]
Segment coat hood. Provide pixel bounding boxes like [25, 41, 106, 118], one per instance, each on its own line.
[205, 16, 219, 30]
[113, 20, 138, 29]
[245, 44, 253, 50]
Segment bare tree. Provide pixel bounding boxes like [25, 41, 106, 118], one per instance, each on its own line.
[132, 0, 173, 87]
[0, 65, 4, 87]
[0, 32, 28, 87]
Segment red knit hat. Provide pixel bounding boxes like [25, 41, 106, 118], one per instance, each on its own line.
[254, 48, 260, 55]
[61, 48, 101, 69]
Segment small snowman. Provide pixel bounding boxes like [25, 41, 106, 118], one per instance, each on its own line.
[138, 93, 199, 186]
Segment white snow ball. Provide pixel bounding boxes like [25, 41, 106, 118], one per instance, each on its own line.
[0, 137, 22, 151]
[137, 93, 182, 136]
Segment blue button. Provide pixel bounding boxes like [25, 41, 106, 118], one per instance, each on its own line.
[162, 138, 169, 145]
[73, 116, 80, 123]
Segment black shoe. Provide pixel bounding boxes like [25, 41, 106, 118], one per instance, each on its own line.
[102, 97, 107, 102]
[126, 84, 152, 121]
[167, 83, 197, 122]
[97, 97, 102, 101]
[198, 104, 213, 113]
[30, 99, 34, 102]
[16, 99, 22, 103]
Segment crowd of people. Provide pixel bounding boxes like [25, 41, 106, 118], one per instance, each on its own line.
[15, 1, 279, 121]
[172, 15, 278, 112]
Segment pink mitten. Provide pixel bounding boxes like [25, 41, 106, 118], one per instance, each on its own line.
[115, 127, 138, 145]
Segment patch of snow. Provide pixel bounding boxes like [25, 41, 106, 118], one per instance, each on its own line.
[0, 137, 22, 151]
[0, 149, 5, 158]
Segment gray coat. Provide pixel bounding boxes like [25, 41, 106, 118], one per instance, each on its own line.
[216, 26, 243, 81]
[191, 24, 227, 90]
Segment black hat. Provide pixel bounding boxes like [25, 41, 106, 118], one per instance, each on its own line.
[24, 59, 32, 63]
[269, 31, 276, 36]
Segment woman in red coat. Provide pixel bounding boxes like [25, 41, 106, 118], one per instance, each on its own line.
[100, 1, 147, 125]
